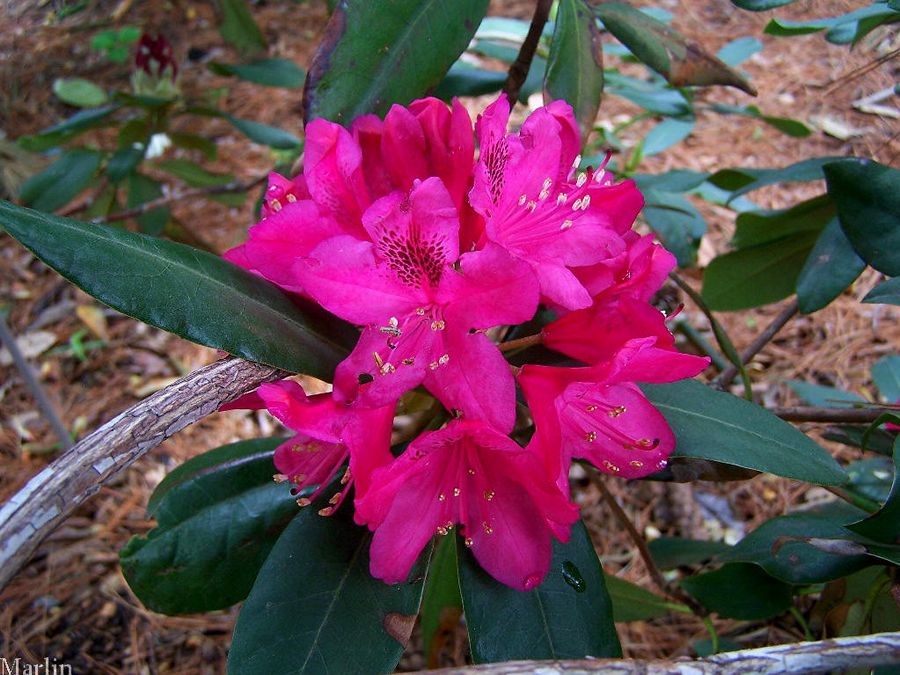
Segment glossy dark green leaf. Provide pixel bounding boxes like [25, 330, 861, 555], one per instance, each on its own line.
[716, 36, 763, 67]
[157, 158, 235, 187]
[0, 202, 354, 375]
[209, 58, 306, 88]
[632, 170, 709, 193]
[106, 145, 146, 182]
[420, 533, 463, 665]
[226, 115, 302, 149]
[826, 159, 900, 277]
[681, 562, 792, 620]
[19, 150, 102, 212]
[873, 356, 900, 402]
[786, 380, 865, 408]
[595, 2, 755, 94]
[796, 217, 867, 314]
[719, 503, 876, 584]
[459, 520, 621, 662]
[707, 156, 842, 199]
[603, 574, 670, 622]
[642, 117, 694, 157]
[731, 195, 833, 249]
[304, 0, 489, 124]
[216, 0, 266, 54]
[434, 63, 507, 100]
[730, 0, 796, 9]
[544, 0, 604, 141]
[641, 190, 706, 267]
[227, 504, 429, 675]
[18, 105, 119, 152]
[642, 380, 847, 485]
[764, 5, 898, 39]
[120, 438, 293, 614]
[824, 426, 897, 457]
[703, 231, 819, 310]
[865, 278, 900, 307]
[648, 537, 731, 570]
[849, 439, 900, 545]
[53, 78, 108, 107]
[126, 173, 168, 236]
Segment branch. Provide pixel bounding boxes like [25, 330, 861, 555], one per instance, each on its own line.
[0, 357, 286, 592]
[503, 0, 553, 104]
[771, 405, 898, 424]
[715, 298, 799, 390]
[97, 174, 268, 224]
[424, 631, 900, 674]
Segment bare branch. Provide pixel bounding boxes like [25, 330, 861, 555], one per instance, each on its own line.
[425, 631, 900, 674]
[0, 357, 286, 592]
[503, 0, 553, 104]
[772, 405, 899, 423]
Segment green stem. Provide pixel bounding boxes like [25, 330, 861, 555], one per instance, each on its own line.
[702, 616, 720, 654]
[673, 319, 729, 371]
[790, 606, 813, 641]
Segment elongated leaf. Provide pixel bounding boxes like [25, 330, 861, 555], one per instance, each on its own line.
[53, 78, 108, 107]
[703, 231, 819, 310]
[544, 0, 604, 141]
[796, 217, 866, 314]
[303, 0, 489, 124]
[209, 58, 306, 88]
[217, 0, 266, 54]
[595, 2, 755, 95]
[434, 63, 507, 100]
[732, 194, 833, 249]
[421, 533, 463, 666]
[107, 145, 146, 181]
[864, 278, 900, 307]
[641, 189, 706, 267]
[873, 356, 900, 403]
[18, 105, 119, 152]
[169, 132, 217, 161]
[707, 156, 843, 198]
[0, 202, 354, 375]
[764, 5, 897, 39]
[708, 103, 810, 138]
[120, 438, 293, 614]
[157, 158, 235, 187]
[19, 150, 102, 212]
[824, 426, 897, 457]
[731, 0, 796, 9]
[716, 36, 763, 67]
[786, 380, 865, 408]
[680, 563, 792, 620]
[849, 439, 900, 544]
[642, 117, 694, 157]
[633, 170, 709, 194]
[226, 115, 302, 149]
[825, 159, 900, 277]
[648, 537, 731, 570]
[126, 173, 168, 236]
[603, 574, 670, 622]
[459, 520, 620, 663]
[604, 71, 691, 116]
[641, 380, 847, 485]
[227, 504, 429, 675]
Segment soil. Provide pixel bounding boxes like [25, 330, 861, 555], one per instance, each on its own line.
[1, 0, 898, 672]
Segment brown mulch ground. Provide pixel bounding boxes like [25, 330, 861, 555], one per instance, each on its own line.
[1, 0, 899, 672]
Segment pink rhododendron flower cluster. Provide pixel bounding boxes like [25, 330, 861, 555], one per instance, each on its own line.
[223, 95, 709, 592]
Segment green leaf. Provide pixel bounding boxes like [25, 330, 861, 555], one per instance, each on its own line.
[18, 105, 119, 152]
[120, 437, 294, 614]
[420, 533, 463, 664]
[641, 190, 706, 267]
[848, 439, 900, 545]
[52, 78, 108, 107]
[227, 504, 429, 675]
[434, 63, 507, 100]
[707, 156, 842, 199]
[209, 58, 306, 88]
[642, 117, 695, 157]
[603, 72, 691, 116]
[226, 115, 302, 149]
[786, 380, 865, 408]
[594, 2, 755, 95]
[603, 574, 670, 621]
[19, 149, 102, 212]
[169, 132, 217, 161]
[716, 36, 763, 67]
[709, 103, 810, 138]
[796, 217, 866, 314]
[126, 173, 169, 236]
[764, 5, 898, 39]
[216, 0, 266, 54]
[648, 537, 731, 570]
[873, 356, 900, 403]
[304, 0, 489, 124]
[641, 380, 847, 485]
[824, 426, 897, 457]
[0, 202, 354, 375]
[846, 457, 896, 504]
[544, 0, 604, 141]
[730, 0, 796, 9]
[719, 504, 878, 584]
[826, 159, 900, 277]
[732, 195, 834, 249]
[157, 158, 235, 187]
[459, 520, 621, 662]
[703, 230, 819, 310]
[864, 278, 900, 307]
[680, 563, 793, 620]
[106, 145, 146, 182]
[632, 170, 709, 193]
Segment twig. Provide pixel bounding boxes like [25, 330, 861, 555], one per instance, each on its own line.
[592, 472, 706, 616]
[715, 298, 799, 390]
[498, 333, 543, 353]
[503, 0, 553, 103]
[771, 405, 898, 424]
[0, 356, 286, 592]
[97, 174, 267, 224]
[822, 47, 900, 95]
[422, 631, 900, 674]
[0, 314, 73, 451]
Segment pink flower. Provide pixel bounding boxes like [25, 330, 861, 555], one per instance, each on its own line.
[519, 338, 710, 486]
[355, 419, 579, 591]
[469, 95, 644, 310]
[295, 177, 538, 432]
[222, 381, 394, 510]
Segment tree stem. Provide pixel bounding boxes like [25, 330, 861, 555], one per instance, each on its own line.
[503, 0, 553, 104]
